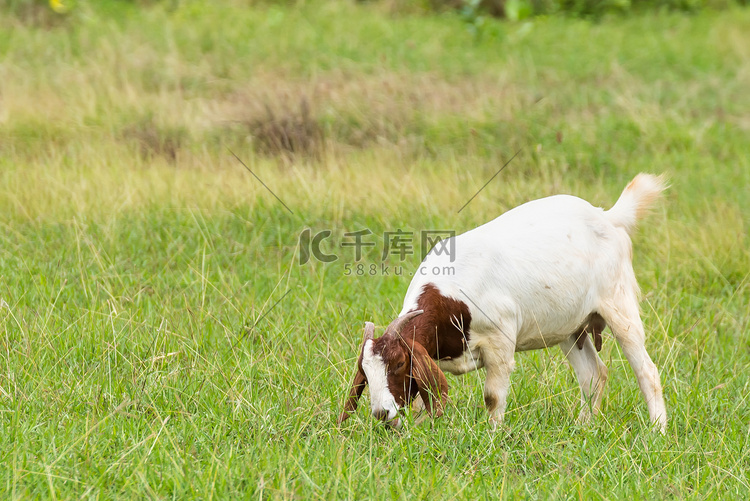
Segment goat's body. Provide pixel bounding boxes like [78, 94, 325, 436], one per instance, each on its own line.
[398, 175, 668, 430]
[401, 194, 633, 353]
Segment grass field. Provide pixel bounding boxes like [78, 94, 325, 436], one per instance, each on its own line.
[1, 0, 749, 498]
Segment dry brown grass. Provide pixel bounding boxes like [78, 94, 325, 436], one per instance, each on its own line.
[243, 98, 324, 158]
[121, 115, 187, 162]
[211, 70, 530, 159]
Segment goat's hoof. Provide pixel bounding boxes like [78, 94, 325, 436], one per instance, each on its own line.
[576, 409, 593, 425]
[653, 418, 667, 435]
[488, 416, 505, 432]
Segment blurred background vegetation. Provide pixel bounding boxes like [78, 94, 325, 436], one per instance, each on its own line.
[5, 0, 750, 19]
[3, 0, 750, 27]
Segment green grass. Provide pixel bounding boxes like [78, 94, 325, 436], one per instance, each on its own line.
[1, 0, 749, 498]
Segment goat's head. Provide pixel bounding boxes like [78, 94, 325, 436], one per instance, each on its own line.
[337, 310, 449, 428]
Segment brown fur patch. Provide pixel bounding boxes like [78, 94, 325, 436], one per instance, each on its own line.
[484, 394, 498, 411]
[371, 336, 416, 407]
[402, 283, 472, 360]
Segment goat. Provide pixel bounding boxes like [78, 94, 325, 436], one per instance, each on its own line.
[338, 173, 668, 432]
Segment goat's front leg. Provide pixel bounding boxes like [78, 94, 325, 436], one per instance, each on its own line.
[480, 336, 516, 428]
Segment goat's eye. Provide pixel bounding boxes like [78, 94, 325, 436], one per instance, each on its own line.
[395, 361, 405, 370]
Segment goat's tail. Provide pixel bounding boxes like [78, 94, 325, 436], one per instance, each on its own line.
[605, 173, 668, 235]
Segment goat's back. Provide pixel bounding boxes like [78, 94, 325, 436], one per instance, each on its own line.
[401, 194, 635, 339]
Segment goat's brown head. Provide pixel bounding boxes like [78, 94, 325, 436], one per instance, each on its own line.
[337, 310, 449, 428]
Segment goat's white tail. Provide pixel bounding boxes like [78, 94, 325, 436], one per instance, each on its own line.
[605, 173, 668, 234]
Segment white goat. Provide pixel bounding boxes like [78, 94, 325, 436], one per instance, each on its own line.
[339, 173, 668, 432]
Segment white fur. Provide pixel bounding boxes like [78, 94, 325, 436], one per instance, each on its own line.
[361, 340, 399, 422]
[397, 174, 667, 431]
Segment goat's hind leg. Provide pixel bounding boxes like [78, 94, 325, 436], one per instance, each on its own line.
[600, 296, 667, 433]
[559, 334, 608, 423]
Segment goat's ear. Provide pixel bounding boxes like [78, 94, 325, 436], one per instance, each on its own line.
[337, 367, 366, 425]
[337, 322, 374, 425]
[410, 342, 448, 418]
